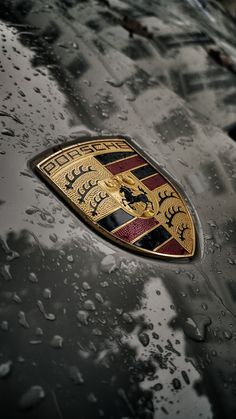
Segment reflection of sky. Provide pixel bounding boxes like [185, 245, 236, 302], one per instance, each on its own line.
[122, 277, 212, 418]
[186, 0, 216, 22]
[0, 24, 105, 250]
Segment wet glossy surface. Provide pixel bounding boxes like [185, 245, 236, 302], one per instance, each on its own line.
[0, 1, 236, 418]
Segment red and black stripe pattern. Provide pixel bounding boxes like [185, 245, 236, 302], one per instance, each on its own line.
[96, 150, 188, 256]
[96, 151, 145, 175]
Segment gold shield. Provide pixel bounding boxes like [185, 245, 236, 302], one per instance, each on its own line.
[34, 138, 196, 258]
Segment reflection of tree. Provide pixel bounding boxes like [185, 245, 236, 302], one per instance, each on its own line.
[0, 230, 154, 419]
[17, 29, 100, 131]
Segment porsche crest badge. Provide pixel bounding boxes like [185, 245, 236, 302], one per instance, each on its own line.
[34, 138, 196, 258]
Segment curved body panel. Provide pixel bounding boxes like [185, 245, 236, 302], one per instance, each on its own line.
[0, 2, 236, 418]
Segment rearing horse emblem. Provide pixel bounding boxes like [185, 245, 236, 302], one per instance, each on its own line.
[103, 174, 158, 218]
[119, 185, 154, 215]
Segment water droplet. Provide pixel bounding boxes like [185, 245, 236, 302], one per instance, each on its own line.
[227, 257, 236, 265]
[49, 233, 58, 243]
[29, 272, 38, 283]
[172, 378, 181, 390]
[37, 300, 55, 321]
[181, 370, 190, 385]
[69, 366, 84, 384]
[0, 238, 19, 261]
[29, 340, 42, 345]
[43, 288, 51, 299]
[0, 361, 12, 378]
[50, 335, 63, 349]
[92, 328, 102, 336]
[35, 327, 43, 336]
[82, 282, 91, 291]
[105, 79, 124, 88]
[101, 255, 117, 273]
[25, 207, 38, 215]
[183, 315, 211, 342]
[223, 330, 232, 340]
[208, 220, 217, 228]
[122, 312, 133, 324]
[1, 320, 9, 331]
[118, 114, 128, 121]
[0, 110, 22, 124]
[77, 310, 89, 325]
[13, 293, 22, 304]
[83, 300, 96, 311]
[100, 281, 109, 288]
[152, 383, 163, 391]
[18, 90, 26, 97]
[1, 128, 15, 136]
[95, 293, 104, 304]
[18, 311, 30, 329]
[177, 159, 189, 168]
[0, 264, 12, 281]
[88, 393, 97, 404]
[138, 332, 150, 347]
[19, 386, 45, 410]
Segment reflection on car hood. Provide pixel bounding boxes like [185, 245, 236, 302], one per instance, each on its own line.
[0, 1, 236, 419]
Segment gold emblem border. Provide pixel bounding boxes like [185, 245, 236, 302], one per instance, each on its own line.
[33, 137, 196, 260]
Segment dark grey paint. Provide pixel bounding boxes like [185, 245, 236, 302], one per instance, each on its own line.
[0, 1, 236, 418]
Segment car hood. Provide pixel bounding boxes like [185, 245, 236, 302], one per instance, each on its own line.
[0, 1, 236, 418]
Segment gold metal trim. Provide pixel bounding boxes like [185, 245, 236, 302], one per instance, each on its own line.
[33, 138, 196, 259]
[153, 236, 173, 252]
[104, 153, 138, 166]
[141, 171, 165, 182]
[111, 216, 136, 233]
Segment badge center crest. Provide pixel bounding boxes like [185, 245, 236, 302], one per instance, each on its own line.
[101, 174, 159, 219]
[33, 138, 196, 259]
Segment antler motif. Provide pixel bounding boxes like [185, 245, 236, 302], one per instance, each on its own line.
[77, 180, 98, 204]
[90, 192, 109, 216]
[158, 190, 177, 206]
[65, 166, 95, 190]
[177, 223, 190, 241]
[138, 185, 147, 195]
[165, 206, 186, 228]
